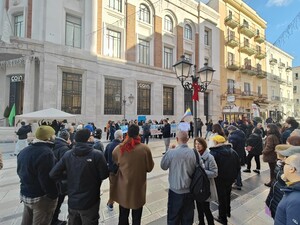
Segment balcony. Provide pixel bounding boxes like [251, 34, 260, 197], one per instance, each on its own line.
[224, 16, 239, 29]
[278, 62, 285, 69]
[239, 43, 256, 56]
[225, 36, 239, 48]
[240, 65, 257, 76]
[256, 70, 267, 79]
[271, 96, 281, 102]
[279, 77, 286, 84]
[286, 66, 292, 72]
[269, 58, 277, 65]
[254, 34, 265, 43]
[227, 61, 240, 71]
[255, 50, 266, 60]
[239, 24, 256, 38]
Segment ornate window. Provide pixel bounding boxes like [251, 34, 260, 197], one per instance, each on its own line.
[138, 39, 150, 65]
[184, 24, 192, 40]
[14, 14, 24, 37]
[106, 29, 121, 58]
[62, 73, 82, 114]
[163, 87, 174, 115]
[163, 47, 173, 70]
[109, 0, 122, 12]
[137, 82, 151, 115]
[139, 4, 150, 23]
[65, 14, 82, 48]
[164, 16, 173, 33]
[104, 78, 122, 114]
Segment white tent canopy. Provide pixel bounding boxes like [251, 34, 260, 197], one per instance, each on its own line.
[15, 108, 77, 122]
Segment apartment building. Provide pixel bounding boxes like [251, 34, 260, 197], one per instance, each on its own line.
[265, 42, 293, 122]
[0, 0, 221, 128]
[293, 66, 300, 120]
[208, 0, 268, 122]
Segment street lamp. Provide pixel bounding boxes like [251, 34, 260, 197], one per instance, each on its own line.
[122, 94, 134, 120]
[173, 55, 215, 137]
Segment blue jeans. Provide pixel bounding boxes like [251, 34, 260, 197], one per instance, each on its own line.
[167, 189, 194, 225]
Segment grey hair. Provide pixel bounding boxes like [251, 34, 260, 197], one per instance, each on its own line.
[114, 130, 123, 139]
[290, 153, 300, 176]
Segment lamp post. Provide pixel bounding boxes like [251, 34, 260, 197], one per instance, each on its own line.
[173, 55, 215, 137]
[122, 94, 134, 121]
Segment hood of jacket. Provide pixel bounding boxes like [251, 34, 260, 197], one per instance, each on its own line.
[231, 129, 246, 139]
[281, 181, 300, 193]
[201, 149, 210, 161]
[209, 143, 233, 156]
[72, 142, 94, 156]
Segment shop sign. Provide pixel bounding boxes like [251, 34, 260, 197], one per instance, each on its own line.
[10, 75, 23, 82]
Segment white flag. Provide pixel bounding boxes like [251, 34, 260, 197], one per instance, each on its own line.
[1, 8, 11, 43]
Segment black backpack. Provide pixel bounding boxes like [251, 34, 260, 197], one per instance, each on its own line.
[190, 149, 211, 202]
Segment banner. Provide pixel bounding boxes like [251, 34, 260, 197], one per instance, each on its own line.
[8, 104, 16, 126]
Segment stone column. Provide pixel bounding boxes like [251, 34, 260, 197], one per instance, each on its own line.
[85, 0, 97, 54]
[23, 56, 35, 113]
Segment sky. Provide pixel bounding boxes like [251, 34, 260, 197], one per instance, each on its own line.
[242, 0, 300, 66]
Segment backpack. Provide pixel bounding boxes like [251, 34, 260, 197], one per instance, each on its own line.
[190, 149, 211, 202]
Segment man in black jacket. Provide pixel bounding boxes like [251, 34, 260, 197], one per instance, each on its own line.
[161, 119, 171, 154]
[14, 121, 32, 156]
[209, 135, 240, 225]
[17, 125, 58, 225]
[50, 129, 109, 225]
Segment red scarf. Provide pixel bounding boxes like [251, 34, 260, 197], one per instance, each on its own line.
[120, 136, 141, 155]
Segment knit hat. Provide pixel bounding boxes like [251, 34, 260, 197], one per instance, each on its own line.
[59, 130, 70, 141]
[75, 129, 91, 143]
[275, 144, 291, 159]
[212, 135, 226, 143]
[84, 124, 94, 134]
[35, 126, 55, 141]
[94, 128, 102, 139]
[277, 146, 300, 157]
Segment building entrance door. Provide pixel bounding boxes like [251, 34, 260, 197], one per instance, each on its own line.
[9, 75, 24, 115]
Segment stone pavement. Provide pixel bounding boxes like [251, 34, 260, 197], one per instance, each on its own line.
[0, 138, 274, 225]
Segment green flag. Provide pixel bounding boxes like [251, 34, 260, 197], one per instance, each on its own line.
[8, 104, 16, 127]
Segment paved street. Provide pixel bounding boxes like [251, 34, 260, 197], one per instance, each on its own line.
[0, 138, 274, 225]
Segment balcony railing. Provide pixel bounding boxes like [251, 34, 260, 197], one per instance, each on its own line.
[226, 61, 240, 71]
[278, 62, 285, 69]
[240, 64, 257, 76]
[239, 24, 256, 38]
[256, 70, 267, 79]
[255, 50, 266, 60]
[271, 96, 281, 101]
[239, 42, 256, 56]
[225, 36, 239, 48]
[269, 58, 277, 65]
[286, 66, 292, 72]
[224, 16, 239, 29]
[254, 33, 265, 43]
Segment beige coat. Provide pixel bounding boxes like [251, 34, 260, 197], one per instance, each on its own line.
[111, 143, 154, 209]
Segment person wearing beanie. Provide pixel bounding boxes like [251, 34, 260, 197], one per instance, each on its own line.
[93, 128, 104, 152]
[209, 134, 240, 225]
[50, 128, 109, 225]
[14, 121, 32, 156]
[17, 125, 58, 225]
[111, 124, 154, 225]
[51, 130, 72, 225]
[266, 144, 292, 219]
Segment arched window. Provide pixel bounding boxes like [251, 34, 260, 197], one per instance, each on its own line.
[164, 15, 173, 33]
[184, 24, 192, 40]
[139, 4, 150, 23]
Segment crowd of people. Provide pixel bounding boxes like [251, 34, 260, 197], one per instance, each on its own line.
[4, 115, 300, 225]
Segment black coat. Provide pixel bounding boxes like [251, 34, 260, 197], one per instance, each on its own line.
[245, 133, 263, 155]
[53, 138, 71, 161]
[209, 144, 241, 183]
[17, 142, 58, 199]
[50, 142, 109, 210]
[265, 164, 286, 218]
[16, 125, 32, 139]
[161, 123, 171, 138]
[228, 129, 246, 160]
